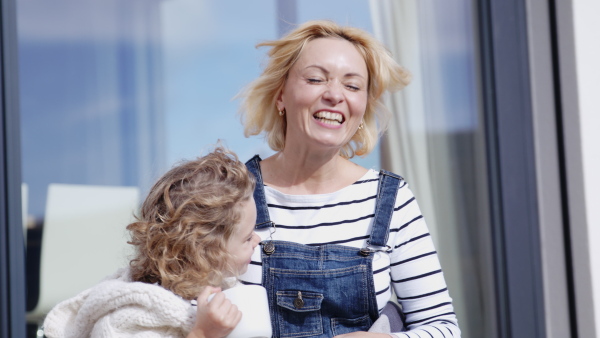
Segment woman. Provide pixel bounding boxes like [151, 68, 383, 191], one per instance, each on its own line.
[43, 147, 261, 338]
[238, 20, 461, 337]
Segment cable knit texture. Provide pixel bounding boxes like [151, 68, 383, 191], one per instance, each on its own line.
[43, 268, 197, 338]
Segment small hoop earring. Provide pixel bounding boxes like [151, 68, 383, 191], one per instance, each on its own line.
[358, 121, 364, 130]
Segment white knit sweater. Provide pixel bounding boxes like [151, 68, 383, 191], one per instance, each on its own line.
[43, 268, 197, 338]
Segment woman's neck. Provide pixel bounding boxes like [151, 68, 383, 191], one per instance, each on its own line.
[260, 148, 367, 195]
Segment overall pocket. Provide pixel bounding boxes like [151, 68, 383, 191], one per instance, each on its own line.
[331, 314, 372, 336]
[276, 290, 324, 338]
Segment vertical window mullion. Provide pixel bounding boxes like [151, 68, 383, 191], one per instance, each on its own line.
[479, 0, 547, 336]
[1, 0, 27, 336]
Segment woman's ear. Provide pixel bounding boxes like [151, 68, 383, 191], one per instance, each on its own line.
[276, 89, 285, 112]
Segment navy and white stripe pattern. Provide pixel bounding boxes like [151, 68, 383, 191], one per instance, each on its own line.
[239, 169, 461, 337]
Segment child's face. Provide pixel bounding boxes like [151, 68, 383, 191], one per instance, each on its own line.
[227, 197, 259, 275]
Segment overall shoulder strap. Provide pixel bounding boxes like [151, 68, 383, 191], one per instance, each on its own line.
[368, 170, 403, 248]
[245, 155, 273, 229]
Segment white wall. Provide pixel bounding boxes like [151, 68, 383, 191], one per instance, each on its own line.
[572, 0, 600, 333]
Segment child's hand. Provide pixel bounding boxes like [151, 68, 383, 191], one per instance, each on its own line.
[187, 286, 242, 338]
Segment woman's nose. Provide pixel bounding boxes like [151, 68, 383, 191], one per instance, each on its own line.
[322, 81, 344, 105]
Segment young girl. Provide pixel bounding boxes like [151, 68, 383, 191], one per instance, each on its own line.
[43, 146, 261, 338]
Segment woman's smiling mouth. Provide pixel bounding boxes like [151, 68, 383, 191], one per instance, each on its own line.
[313, 111, 344, 126]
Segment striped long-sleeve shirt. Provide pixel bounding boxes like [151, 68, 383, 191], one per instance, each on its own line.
[239, 169, 461, 337]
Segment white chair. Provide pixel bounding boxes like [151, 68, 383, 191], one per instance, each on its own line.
[27, 183, 140, 324]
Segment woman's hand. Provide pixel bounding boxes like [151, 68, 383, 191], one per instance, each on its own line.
[187, 286, 242, 338]
[334, 332, 394, 338]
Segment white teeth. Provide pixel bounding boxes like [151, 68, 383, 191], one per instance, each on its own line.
[313, 111, 343, 124]
[319, 119, 340, 125]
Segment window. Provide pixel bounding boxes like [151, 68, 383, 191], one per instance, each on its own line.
[11, 1, 508, 336]
[18, 0, 378, 334]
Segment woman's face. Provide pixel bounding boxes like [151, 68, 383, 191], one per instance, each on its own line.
[277, 37, 369, 153]
[226, 197, 260, 275]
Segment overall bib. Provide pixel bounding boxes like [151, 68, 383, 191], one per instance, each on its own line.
[246, 156, 401, 337]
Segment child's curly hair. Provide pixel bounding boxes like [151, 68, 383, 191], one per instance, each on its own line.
[127, 146, 255, 300]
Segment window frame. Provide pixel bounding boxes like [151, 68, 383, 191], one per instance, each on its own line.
[1, 0, 27, 336]
[478, 0, 550, 336]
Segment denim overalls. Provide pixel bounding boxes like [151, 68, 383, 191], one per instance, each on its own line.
[246, 156, 402, 337]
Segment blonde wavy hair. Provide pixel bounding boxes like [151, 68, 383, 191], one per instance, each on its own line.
[239, 20, 411, 158]
[127, 146, 255, 300]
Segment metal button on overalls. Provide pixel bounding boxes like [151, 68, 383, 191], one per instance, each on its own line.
[293, 291, 304, 309]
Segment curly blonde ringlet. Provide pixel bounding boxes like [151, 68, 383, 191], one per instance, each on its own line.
[239, 20, 411, 158]
[127, 146, 256, 300]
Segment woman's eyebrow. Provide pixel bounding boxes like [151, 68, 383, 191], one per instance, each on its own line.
[304, 65, 329, 74]
[304, 65, 365, 79]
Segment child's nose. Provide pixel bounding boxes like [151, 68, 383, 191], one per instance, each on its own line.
[252, 232, 260, 248]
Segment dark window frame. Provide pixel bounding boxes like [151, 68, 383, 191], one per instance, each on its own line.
[478, 0, 548, 337]
[1, 0, 27, 336]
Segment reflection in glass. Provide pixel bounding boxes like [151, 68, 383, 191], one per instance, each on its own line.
[373, 1, 496, 337]
[18, 1, 376, 335]
[19, 2, 166, 329]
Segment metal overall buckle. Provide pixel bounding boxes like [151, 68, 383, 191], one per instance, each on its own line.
[360, 243, 392, 256]
[261, 222, 276, 255]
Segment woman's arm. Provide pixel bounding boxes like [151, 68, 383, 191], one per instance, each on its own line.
[387, 183, 461, 337]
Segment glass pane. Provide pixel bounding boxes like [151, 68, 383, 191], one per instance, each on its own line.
[17, 0, 376, 335]
[372, 1, 496, 337]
